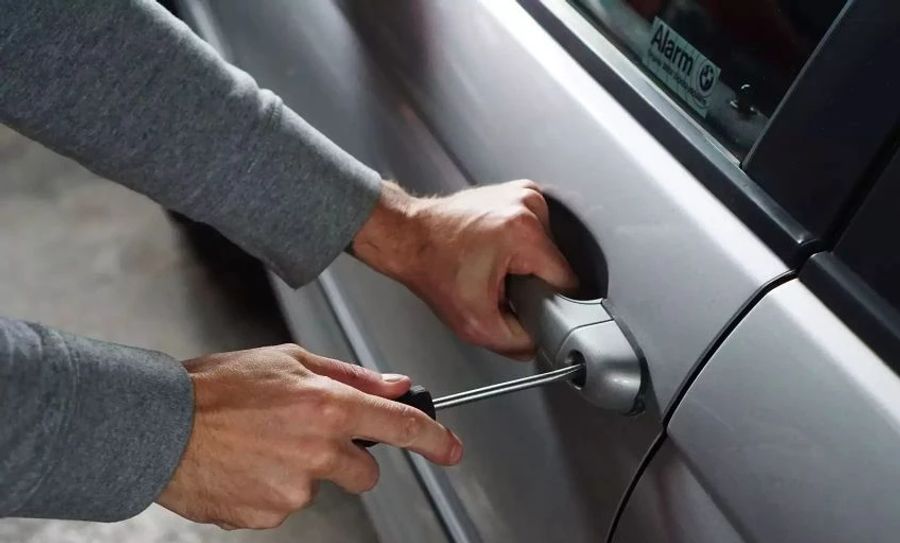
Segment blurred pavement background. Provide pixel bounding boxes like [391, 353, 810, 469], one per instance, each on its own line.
[0, 125, 379, 543]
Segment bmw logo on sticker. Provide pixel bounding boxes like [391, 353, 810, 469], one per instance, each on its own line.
[642, 18, 721, 117]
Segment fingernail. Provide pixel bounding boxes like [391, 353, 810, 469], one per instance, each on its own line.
[382, 373, 408, 383]
[449, 433, 464, 463]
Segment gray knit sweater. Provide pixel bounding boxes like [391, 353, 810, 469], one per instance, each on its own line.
[0, 0, 381, 521]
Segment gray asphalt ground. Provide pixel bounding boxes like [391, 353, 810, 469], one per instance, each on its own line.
[0, 125, 379, 543]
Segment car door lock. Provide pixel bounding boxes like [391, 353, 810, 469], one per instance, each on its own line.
[355, 275, 644, 448]
[507, 275, 643, 415]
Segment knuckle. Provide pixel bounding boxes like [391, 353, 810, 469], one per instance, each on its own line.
[338, 362, 370, 383]
[509, 208, 532, 225]
[457, 317, 485, 345]
[301, 388, 329, 416]
[307, 445, 340, 475]
[305, 376, 334, 398]
[318, 399, 350, 431]
[458, 312, 509, 348]
[521, 188, 545, 207]
[303, 379, 339, 408]
[284, 483, 315, 509]
[398, 412, 424, 447]
[274, 343, 306, 358]
[506, 209, 539, 232]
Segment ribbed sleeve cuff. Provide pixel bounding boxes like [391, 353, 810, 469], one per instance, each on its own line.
[13, 330, 194, 522]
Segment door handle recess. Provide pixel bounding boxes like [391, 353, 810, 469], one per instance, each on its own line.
[508, 275, 643, 415]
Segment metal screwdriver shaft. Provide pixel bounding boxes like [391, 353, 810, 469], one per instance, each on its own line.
[432, 364, 585, 411]
[356, 364, 585, 448]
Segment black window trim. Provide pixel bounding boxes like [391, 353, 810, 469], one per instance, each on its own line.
[517, 0, 892, 267]
[801, 253, 900, 372]
[744, 0, 900, 244]
[800, 138, 900, 371]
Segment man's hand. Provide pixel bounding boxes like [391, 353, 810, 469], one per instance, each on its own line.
[352, 180, 578, 360]
[157, 344, 462, 530]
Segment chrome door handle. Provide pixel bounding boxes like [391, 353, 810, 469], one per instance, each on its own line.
[507, 275, 643, 415]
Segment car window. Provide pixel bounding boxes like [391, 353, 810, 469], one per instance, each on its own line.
[570, 0, 847, 158]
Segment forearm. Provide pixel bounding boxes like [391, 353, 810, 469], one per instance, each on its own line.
[0, 317, 193, 521]
[0, 0, 381, 287]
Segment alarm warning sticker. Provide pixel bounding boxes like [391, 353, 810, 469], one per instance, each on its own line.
[642, 18, 720, 117]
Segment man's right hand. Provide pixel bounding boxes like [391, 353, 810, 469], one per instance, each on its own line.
[156, 344, 462, 530]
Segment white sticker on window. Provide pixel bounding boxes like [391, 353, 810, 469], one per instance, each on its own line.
[642, 18, 720, 118]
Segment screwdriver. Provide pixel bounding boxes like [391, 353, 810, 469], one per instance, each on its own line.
[356, 364, 585, 448]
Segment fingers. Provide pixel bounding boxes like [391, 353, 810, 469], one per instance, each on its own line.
[497, 310, 538, 360]
[348, 391, 463, 466]
[268, 346, 462, 466]
[504, 181, 578, 292]
[309, 357, 411, 398]
[520, 187, 550, 231]
[274, 344, 411, 398]
[522, 231, 579, 292]
[461, 306, 535, 361]
[508, 179, 549, 229]
[315, 442, 381, 494]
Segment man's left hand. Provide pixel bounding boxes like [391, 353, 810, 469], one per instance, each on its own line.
[352, 180, 578, 360]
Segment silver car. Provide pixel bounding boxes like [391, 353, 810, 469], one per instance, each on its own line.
[173, 1, 900, 541]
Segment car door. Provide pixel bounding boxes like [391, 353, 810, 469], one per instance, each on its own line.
[614, 150, 900, 542]
[173, 0, 890, 541]
[597, 0, 900, 540]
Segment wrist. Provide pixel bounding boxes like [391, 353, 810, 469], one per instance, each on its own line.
[351, 181, 430, 283]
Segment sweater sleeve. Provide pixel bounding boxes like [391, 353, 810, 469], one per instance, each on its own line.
[0, 317, 194, 521]
[0, 0, 382, 288]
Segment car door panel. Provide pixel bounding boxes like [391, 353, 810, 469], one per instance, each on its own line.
[636, 280, 900, 543]
[612, 440, 745, 543]
[179, 1, 790, 541]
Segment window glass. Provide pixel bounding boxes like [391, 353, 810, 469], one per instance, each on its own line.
[571, 0, 847, 158]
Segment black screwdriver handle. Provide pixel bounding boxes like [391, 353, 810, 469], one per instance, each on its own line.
[354, 385, 437, 448]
